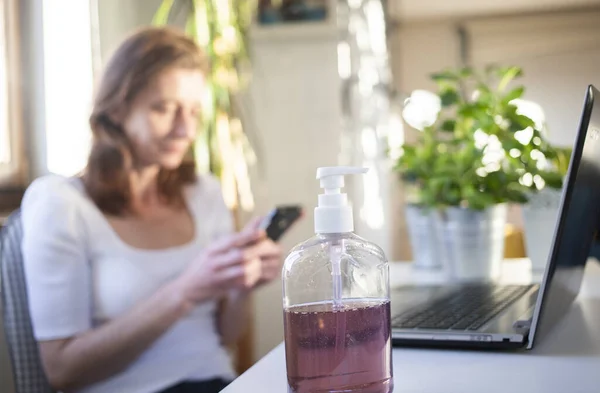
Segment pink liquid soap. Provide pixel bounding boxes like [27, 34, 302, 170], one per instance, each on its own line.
[284, 299, 393, 393]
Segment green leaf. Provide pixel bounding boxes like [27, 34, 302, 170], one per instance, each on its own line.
[402, 145, 416, 156]
[466, 192, 497, 210]
[475, 112, 495, 133]
[185, 11, 198, 37]
[538, 171, 564, 189]
[508, 113, 536, 132]
[459, 67, 474, 77]
[485, 171, 504, 190]
[505, 188, 529, 204]
[431, 70, 459, 82]
[497, 66, 523, 91]
[503, 86, 525, 103]
[440, 89, 460, 107]
[502, 138, 523, 152]
[474, 86, 494, 107]
[516, 114, 535, 129]
[446, 188, 461, 205]
[440, 119, 456, 132]
[552, 147, 573, 176]
[152, 0, 175, 25]
[458, 102, 486, 118]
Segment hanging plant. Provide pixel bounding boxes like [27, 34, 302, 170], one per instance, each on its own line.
[153, 0, 257, 212]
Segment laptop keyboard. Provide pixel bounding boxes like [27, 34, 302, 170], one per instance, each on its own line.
[392, 284, 536, 331]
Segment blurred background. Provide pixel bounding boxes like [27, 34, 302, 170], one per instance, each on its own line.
[1, 0, 600, 375]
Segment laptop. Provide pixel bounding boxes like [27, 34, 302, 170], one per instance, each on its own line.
[390, 84, 600, 350]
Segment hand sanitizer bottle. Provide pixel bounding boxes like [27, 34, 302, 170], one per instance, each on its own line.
[282, 166, 393, 393]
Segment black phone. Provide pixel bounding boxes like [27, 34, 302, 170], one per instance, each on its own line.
[260, 205, 303, 241]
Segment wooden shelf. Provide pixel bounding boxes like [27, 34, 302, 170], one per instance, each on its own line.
[249, 21, 338, 42]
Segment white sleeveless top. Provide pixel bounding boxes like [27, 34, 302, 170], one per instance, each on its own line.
[20, 174, 236, 393]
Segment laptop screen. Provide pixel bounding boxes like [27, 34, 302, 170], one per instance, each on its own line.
[528, 85, 600, 348]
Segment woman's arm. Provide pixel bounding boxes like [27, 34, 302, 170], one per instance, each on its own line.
[39, 281, 192, 392]
[39, 226, 265, 392]
[216, 240, 262, 346]
[217, 238, 282, 346]
[217, 289, 253, 347]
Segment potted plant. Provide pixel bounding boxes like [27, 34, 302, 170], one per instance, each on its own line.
[393, 123, 443, 269]
[394, 65, 565, 281]
[521, 146, 572, 272]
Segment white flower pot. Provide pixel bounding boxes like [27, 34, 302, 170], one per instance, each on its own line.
[435, 204, 507, 282]
[405, 204, 442, 269]
[522, 189, 562, 272]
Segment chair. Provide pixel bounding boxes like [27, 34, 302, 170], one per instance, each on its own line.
[0, 209, 54, 393]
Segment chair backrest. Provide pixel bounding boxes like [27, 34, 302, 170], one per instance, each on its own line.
[0, 210, 54, 393]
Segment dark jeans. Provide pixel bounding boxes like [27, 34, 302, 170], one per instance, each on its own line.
[158, 378, 232, 393]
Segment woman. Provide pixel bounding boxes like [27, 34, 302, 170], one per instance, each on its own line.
[21, 26, 283, 393]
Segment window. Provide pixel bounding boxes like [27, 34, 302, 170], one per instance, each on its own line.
[42, 0, 94, 177]
[0, 0, 22, 187]
[0, 9, 9, 165]
[1, 0, 95, 187]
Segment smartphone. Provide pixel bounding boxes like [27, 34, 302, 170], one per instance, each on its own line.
[260, 205, 303, 241]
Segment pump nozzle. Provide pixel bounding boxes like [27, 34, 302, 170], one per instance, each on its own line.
[316, 166, 369, 191]
[314, 166, 369, 234]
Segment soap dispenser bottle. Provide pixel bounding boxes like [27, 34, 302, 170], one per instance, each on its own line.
[282, 166, 393, 393]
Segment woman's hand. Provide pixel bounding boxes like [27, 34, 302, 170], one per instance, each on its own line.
[240, 217, 283, 291]
[254, 238, 283, 289]
[214, 217, 282, 345]
[173, 224, 266, 306]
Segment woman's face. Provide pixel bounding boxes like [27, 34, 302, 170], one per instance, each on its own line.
[121, 67, 205, 169]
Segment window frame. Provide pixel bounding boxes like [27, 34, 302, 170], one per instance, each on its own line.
[0, 0, 25, 189]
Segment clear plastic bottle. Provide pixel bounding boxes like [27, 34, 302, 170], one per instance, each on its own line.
[282, 166, 393, 393]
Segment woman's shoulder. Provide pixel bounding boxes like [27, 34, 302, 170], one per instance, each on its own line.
[186, 173, 223, 201]
[186, 174, 233, 235]
[185, 174, 232, 223]
[22, 174, 87, 212]
[20, 175, 91, 248]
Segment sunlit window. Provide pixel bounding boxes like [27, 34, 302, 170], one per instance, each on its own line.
[0, 0, 21, 186]
[42, 0, 94, 176]
[0, 1, 9, 167]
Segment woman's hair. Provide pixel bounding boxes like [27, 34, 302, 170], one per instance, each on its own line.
[84, 26, 209, 216]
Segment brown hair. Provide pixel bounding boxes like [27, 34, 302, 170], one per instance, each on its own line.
[83, 26, 209, 216]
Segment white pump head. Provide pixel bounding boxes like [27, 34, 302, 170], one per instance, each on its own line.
[314, 166, 368, 233]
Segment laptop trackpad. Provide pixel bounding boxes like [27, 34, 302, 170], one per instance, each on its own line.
[390, 285, 456, 316]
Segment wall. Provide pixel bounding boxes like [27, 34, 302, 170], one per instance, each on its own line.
[96, 0, 163, 61]
[245, 24, 342, 359]
[389, 0, 600, 20]
[391, 9, 600, 146]
[465, 10, 600, 147]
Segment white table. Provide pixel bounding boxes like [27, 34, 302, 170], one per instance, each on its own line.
[223, 259, 600, 393]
